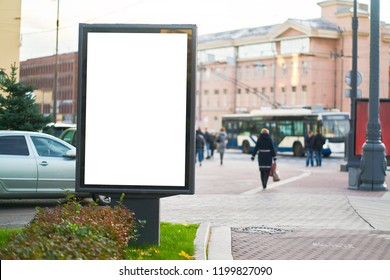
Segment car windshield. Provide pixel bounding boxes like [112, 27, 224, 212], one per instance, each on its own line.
[31, 136, 71, 157]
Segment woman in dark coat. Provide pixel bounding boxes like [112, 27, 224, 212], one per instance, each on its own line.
[251, 128, 276, 189]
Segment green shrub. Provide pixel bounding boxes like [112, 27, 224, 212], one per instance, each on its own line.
[0, 197, 138, 260]
[0, 228, 22, 247]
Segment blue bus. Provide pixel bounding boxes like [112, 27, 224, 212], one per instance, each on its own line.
[222, 108, 350, 157]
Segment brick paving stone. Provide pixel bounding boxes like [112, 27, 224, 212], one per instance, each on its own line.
[160, 152, 390, 260]
[231, 228, 390, 260]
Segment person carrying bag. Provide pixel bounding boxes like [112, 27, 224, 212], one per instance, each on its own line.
[251, 128, 276, 189]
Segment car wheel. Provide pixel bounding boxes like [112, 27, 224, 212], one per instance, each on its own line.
[92, 194, 112, 206]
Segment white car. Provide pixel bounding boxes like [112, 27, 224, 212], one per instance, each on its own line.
[0, 130, 111, 204]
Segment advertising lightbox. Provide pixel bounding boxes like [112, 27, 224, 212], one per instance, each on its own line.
[355, 98, 390, 156]
[76, 24, 196, 196]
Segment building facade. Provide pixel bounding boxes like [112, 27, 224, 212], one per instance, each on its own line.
[0, 0, 21, 80]
[17, 1, 390, 128]
[20, 52, 78, 123]
[197, 0, 390, 131]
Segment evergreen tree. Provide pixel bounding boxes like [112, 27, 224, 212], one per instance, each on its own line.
[0, 64, 51, 131]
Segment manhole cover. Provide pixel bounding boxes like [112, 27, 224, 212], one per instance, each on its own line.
[232, 226, 291, 234]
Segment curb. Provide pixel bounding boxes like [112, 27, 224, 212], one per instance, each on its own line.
[208, 226, 233, 260]
[194, 222, 211, 260]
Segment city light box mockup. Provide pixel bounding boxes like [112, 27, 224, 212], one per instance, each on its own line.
[76, 24, 196, 196]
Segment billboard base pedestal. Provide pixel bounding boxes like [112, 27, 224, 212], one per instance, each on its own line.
[110, 196, 161, 246]
[125, 197, 160, 246]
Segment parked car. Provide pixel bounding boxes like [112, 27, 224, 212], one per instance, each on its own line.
[0, 130, 110, 204]
[59, 127, 77, 147]
[42, 122, 76, 138]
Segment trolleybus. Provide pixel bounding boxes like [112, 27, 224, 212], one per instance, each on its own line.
[222, 108, 350, 157]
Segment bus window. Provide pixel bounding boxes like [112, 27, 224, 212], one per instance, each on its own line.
[231, 121, 238, 140]
[294, 121, 304, 136]
[268, 122, 277, 137]
[278, 121, 293, 138]
[304, 122, 313, 135]
[238, 121, 249, 135]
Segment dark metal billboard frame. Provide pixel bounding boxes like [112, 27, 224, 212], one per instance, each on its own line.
[76, 24, 197, 245]
[76, 23, 196, 196]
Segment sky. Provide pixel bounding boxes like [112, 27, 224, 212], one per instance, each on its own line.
[20, 0, 390, 60]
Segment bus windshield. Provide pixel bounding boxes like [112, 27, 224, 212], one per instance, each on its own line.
[322, 116, 350, 140]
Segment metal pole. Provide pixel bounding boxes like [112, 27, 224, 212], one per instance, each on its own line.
[332, 49, 337, 109]
[272, 47, 277, 108]
[52, 0, 60, 123]
[346, 0, 363, 188]
[233, 46, 238, 113]
[347, 0, 359, 170]
[359, 0, 387, 191]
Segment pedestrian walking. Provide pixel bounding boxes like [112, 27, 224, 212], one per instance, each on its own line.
[251, 128, 276, 189]
[312, 129, 325, 167]
[305, 130, 314, 167]
[209, 132, 217, 158]
[216, 127, 227, 165]
[197, 127, 205, 138]
[195, 129, 205, 166]
[204, 128, 211, 159]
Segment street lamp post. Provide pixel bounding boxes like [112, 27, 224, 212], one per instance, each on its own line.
[52, 0, 60, 123]
[347, 0, 360, 176]
[359, 0, 387, 191]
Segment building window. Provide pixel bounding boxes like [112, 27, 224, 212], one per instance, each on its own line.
[262, 65, 267, 78]
[204, 90, 209, 108]
[205, 69, 211, 81]
[253, 65, 260, 79]
[281, 87, 286, 105]
[253, 87, 258, 106]
[214, 89, 219, 107]
[223, 67, 228, 80]
[261, 87, 266, 106]
[245, 66, 250, 80]
[302, 85, 307, 104]
[237, 66, 242, 80]
[198, 47, 235, 64]
[281, 38, 310, 54]
[214, 68, 220, 80]
[302, 61, 309, 75]
[238, 42, 276, 58]
[223, 89, 228, 106]
[281, 63, 287, 76]
[291, 86, 297, 105]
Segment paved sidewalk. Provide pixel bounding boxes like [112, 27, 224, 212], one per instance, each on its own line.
[160, 153, 390, 260]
